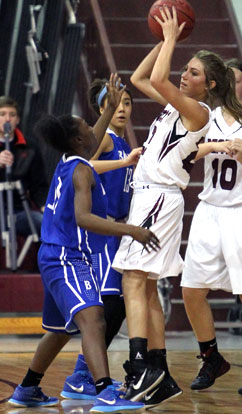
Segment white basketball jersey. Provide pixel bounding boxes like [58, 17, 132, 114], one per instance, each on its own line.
[134, 103, 211, 190]
[199, 106, 242, 206]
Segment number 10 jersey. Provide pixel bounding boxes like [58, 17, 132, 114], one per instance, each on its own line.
[199, 106, 242, 207]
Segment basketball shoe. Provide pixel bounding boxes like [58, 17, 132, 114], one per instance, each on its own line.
[191, 350, 230, 390]
[238, 387, 242, 395]
[61, 370, 96, 399]
[141, 375, 183, 409]
[61, 354, 122, 399]
[90, 384, 144, 413]
[8, 385, 58, 407]
[123, 360, 165, 402]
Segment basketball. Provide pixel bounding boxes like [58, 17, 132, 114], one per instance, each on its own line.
[148, 0, 195, 41]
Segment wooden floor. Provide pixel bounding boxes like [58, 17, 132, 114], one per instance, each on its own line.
[0, 349, 242, 414]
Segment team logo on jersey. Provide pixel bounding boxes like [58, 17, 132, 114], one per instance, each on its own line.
[158, 118, 188, 162]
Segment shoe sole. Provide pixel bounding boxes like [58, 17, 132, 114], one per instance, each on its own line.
[8, 399, 59, 407]
[130, 371, 165, 402]
[60, 390, 95, 400]
[191, 362, 231, 390]
[144, 389, 183, 409]
[90, 406, 145, 413]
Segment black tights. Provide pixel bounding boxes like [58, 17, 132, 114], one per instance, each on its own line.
[102, 295, 126, 348]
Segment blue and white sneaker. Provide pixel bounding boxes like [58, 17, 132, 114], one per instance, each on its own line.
[61, 371, 96, 399]
[90, 385, 145, 413]
[8, 385, 59, 407]
[61, 371, 123, 400]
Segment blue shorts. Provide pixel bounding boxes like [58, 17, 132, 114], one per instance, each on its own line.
[38, 243, 103, 334]
[91, 235, 122, 295]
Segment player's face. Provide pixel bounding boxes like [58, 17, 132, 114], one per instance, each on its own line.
[78, 118, 98, 157]
[103, 91, 132, 136]
[0, 106, 19, 137]
[232, 67, 242, 104]
[180, 58, 207, 101]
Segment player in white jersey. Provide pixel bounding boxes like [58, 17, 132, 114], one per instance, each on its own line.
[113, 6, 242, 407]
[181, 59, 242, 392]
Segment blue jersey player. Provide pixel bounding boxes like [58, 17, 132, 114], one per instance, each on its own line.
[61, 78, 138, 399]
[8, 74, 161, 414]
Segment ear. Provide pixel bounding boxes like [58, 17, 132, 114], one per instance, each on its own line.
[209, 80, 216, 90]
[99, 106, 104, 115]
[73, 135, 82, 146]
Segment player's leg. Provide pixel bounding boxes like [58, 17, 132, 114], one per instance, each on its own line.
[121, 269, 165, 401]
[181, 203, 231, 390]
[8, 332, 70, 407]
[140, 278, 182, 408]
[220, 205, 242, 396]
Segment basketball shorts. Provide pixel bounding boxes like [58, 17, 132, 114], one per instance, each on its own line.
[112, 184, 184, 280]
[181, 201, 242, 294]
[38, 243, 103, 334]
[91, 235, 122, 295]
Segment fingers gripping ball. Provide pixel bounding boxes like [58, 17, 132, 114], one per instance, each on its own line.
[148, 0, 195, 41]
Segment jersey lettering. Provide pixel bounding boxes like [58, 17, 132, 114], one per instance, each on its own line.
[84, 281, 92, 290]
[212, 158, 237, 191]
[47, 176, 62, 214]
[123, 168, 133, 193]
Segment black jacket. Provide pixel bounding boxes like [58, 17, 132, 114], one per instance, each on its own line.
[0, 128, 49, 212]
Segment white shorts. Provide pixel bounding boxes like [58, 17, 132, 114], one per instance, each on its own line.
[181, 201, 242, 294]
[112, 183, 184, 280]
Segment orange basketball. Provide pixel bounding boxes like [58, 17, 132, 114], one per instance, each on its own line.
[148, 0, 195, 41]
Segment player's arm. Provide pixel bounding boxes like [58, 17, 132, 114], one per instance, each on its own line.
[195, 141, 232, 161]
[90, 132, 113, 160]
[131, 41, 167, 106]
[150, 7, 209, 132]
[91, 147, 142, 174]
[73, 163, 160, 251]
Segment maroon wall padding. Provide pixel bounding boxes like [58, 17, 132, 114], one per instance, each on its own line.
[0, 273, 43, 312]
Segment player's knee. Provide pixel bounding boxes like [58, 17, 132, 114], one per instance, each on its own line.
[182, 286, 194, 304]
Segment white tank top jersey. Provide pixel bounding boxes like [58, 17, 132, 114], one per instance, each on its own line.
[133, 103, 212, 190]
[199, 106, 242, 207]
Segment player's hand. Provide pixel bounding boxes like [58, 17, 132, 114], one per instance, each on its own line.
[106, 73, 126, 110]
[0, 150, 14, 168]
[215, 140, 233, 155]
[131, 226, 160, 253]
[155, 6, 186, 42]
[124, 147, 142, 166]
[230, 138, 242, 163]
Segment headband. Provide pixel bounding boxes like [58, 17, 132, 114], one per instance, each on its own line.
[97, 83, 124, 107]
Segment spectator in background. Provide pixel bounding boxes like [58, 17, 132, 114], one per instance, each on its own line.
[226, 58, 242, 104]
[0, 96, 48, 237]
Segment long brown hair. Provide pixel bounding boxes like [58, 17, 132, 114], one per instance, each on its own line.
[194, 50, 242, 123]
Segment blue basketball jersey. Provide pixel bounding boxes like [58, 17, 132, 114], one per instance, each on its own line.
[98, 128, 133, 220]
[41, 155, 107, 254]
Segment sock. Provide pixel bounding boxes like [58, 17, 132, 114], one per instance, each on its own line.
[129, 337, 148, 364]
[198, 338, 218, 356]
[148, 348, 170, 377]
[95, 377, 112, 394]
[21, 368, 44, 387]
[74, 354, 88, 372]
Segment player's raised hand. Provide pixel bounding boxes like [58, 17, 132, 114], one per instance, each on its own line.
[106, 73, 126, 110]
[155, 6, 186, 42]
